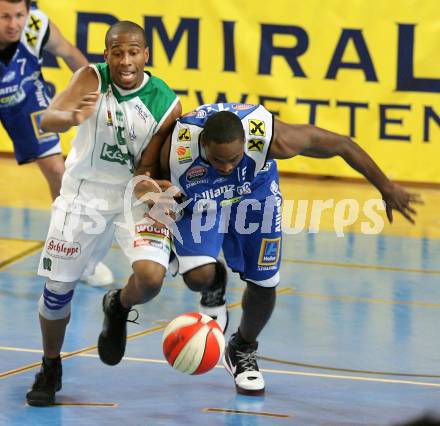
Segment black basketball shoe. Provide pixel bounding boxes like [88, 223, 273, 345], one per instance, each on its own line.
[26, 356, 62, 406]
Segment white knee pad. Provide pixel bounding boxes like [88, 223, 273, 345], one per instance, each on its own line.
[38, 279, 77, 320]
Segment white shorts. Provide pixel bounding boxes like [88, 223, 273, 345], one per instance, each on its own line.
[38, 196, 171, 282]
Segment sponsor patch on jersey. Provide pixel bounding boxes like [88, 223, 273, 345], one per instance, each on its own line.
[270, 180, 280, 195]
[31, 111, 57, 141]
[185, 179, 208, 189]
[186, 165, 207, 182]
[134, 238, 171, 252]
[25, 32, 37, 47]
[213, 177, 227, 185]
[106, 110, 113, 126]
[220, 196, 241, 206]
[247, 139, 264, 152]
[42, 257, 52, 271]
[236, 182, 251, 195]
[46, 238, 81, 260]
[259, 162, 272, 173]
[178, 127, 191, 141]
[100, 143, 132, 166]
[1, 71, 15, 83]
[233, 104, 254, 110]
[129, 124, 136, 141]
[249, 119, 266, 137]
[135, 103, 149, 122]
[135, 224, 171, 239]
[28, 14, 42, 32]
[177, 145, 192, 164]
[196, 109, 207, 118]
[258, 238, 281, 266]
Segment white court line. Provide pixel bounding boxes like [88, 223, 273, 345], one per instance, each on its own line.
[2, 345, 439, 388]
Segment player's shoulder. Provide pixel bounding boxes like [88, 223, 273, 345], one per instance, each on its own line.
[25, 7, 49, 32]
[80, 65, 100, 82]
[146, 73, 175, 95]
[20, 7, 49, 55]
[135, 72, 178, 122]
[179, 103, 268, 127]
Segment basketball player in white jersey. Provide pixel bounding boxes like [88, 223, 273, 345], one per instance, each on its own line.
[26, 21, 181, 406]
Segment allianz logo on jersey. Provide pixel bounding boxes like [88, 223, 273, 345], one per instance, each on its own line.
[100, 143, 132, 166]
[193, 182, 252, 200]
[0, 84, 18, 95]
[0, 71, 40, 108]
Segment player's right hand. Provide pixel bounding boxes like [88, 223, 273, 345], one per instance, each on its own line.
[382, 182, 423, 224]
[72, 91, 100, 125]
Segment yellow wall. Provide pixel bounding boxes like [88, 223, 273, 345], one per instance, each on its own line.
[2, 0, 439, 182]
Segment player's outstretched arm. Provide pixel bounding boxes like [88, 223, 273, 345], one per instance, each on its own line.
[44, 22, 88, 71]
[135, 101, 181, 179]
[133, 102, 181, 199]
[269, 119, 423, 224]
[40, 66, 99, 133]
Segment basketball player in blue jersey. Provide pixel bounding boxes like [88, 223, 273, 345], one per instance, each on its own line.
[0, 0, 86, 196]
[160, 102, 421, 395]
[0, 0, 113, 286]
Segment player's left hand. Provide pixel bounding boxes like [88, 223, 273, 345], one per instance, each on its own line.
[134, 172, 181, 200]
[381, 183, 423, 224]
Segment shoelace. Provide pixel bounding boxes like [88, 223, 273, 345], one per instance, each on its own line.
[236, 350, 258, 372]
[127, 308, 139, 325]
[108, 293, 139, 324]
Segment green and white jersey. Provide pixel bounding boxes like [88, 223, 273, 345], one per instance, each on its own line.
[64, 63, 178, 187]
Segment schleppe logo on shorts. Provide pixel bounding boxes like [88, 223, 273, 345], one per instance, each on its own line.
[46, 238, 81, 259]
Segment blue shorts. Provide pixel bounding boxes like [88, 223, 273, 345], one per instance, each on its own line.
[173, 163, 282, 287]
[0, 85, 60, 164]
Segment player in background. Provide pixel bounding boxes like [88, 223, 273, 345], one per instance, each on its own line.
[0, 0, 113, 285]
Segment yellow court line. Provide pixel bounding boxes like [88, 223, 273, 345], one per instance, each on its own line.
[0, 324, 167, 379]
[203, 408, 292, 419]
[1, 245, 437, 277]
[284, 258, 440, 275]
[3, 346, 439, 380]
[0, 242, 44, 270]
[2, 347, 439, 388]
[286, 290, 440, 309]
[261, 367, 440, 388]
[258, 355, 440, 379]
[0, 236, 43, 244]
[0, 289, 292, 379]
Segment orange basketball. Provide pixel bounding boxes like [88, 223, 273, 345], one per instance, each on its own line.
[162, 312, 225, 375]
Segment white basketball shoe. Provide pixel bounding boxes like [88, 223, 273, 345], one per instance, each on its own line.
[82, 262, 114, 287]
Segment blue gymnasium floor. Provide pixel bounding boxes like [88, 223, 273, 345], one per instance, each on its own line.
[1, 199, 440, 426]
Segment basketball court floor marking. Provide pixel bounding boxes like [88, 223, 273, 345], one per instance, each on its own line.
[284, 258, 440, 275]
[203, 407, 292, 419]
[2, 346, 439, 388]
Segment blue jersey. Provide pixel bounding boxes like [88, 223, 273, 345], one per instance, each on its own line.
[0, 8, 59, 164]
[170, 103, 282, 287]
[170, 103, 275, 212]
